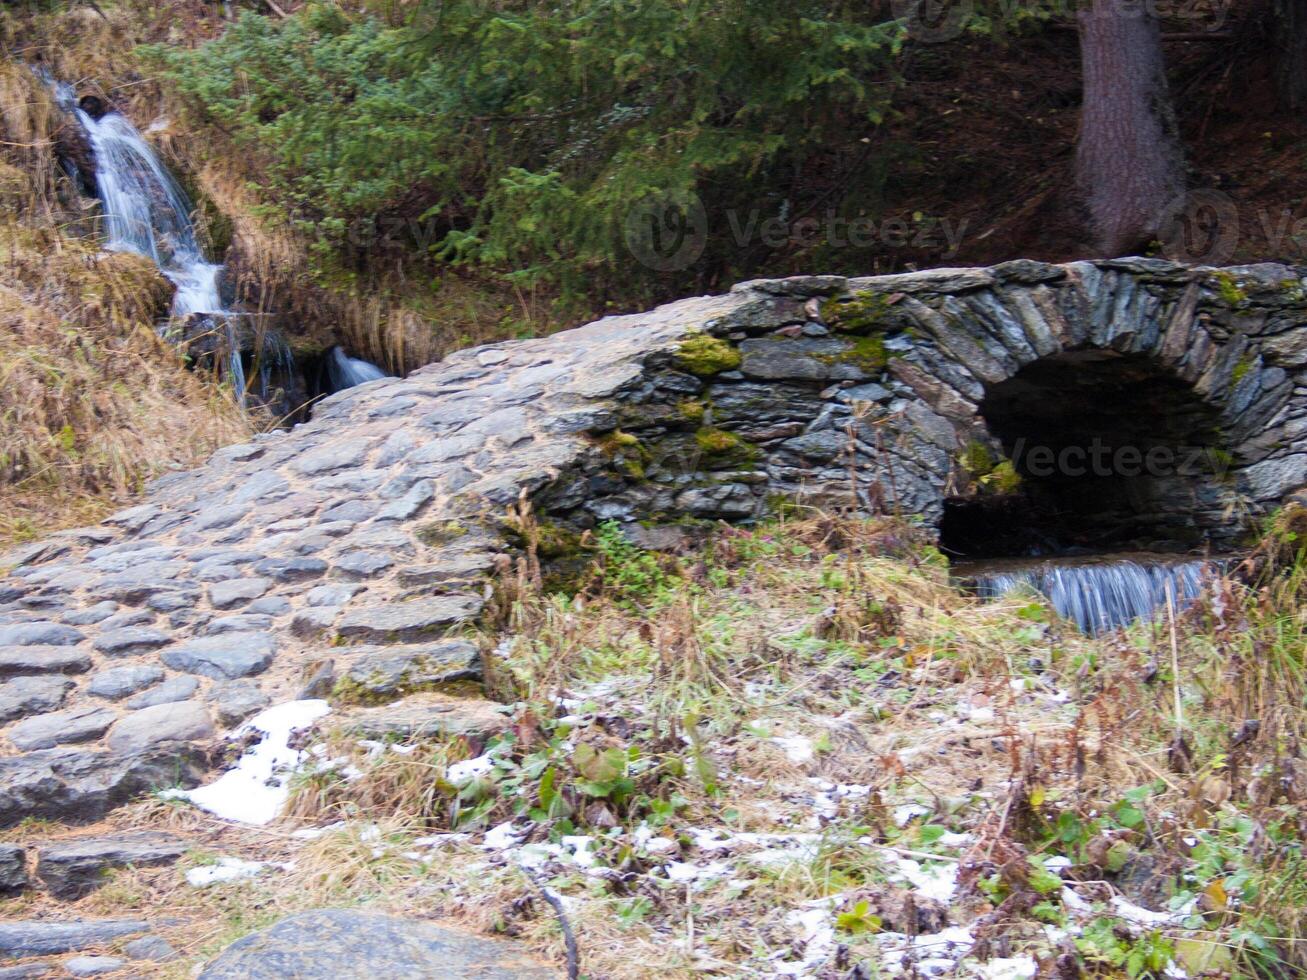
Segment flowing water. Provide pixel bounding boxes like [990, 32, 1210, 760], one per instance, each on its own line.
[326, 346, 389, 391]
[956, 553, 1216, 635]
[44, 72, 289, 406]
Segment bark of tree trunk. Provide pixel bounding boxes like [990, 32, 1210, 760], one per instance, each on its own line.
[1075, 0, 1185, 256]
[1275, 0, 1307, 109]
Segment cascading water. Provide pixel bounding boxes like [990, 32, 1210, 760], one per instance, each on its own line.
[325, 346, 389, 392]
[958, 555, 1214, 635]
[43, 71, 287, 407]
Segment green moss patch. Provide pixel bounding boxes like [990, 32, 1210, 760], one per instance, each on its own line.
[675, 333, 741, 375]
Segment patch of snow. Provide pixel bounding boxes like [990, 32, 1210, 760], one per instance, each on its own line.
[970, 955, 1038, 979]
[480, 821, 526, 850]
[1110, 894, 1191, 927]
[665, 860, 732, 883]
[772, 735, 816, 764]
[894, 803, 932, 826]
[186, 857, 286, 887]
[447, 752, 496, 784]
[892, 857, 958, 903]
[176, 700, 331, 825]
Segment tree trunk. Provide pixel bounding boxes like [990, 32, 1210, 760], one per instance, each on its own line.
[1075, 0, 1185, 256]
[1275, 0, 1307, 110]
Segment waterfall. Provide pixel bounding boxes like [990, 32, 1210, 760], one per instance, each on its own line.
[326, 346, 389, 392]
[961, 555, 1214, 634]
[42, 71, 292, 409]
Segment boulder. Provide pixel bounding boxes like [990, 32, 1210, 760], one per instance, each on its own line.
[8, 705, 117, 751]
[197, 909, 555, 979]
[335, 596, 484, 643]
[125, 675, 199, 710]
[87, 665, 165, 700]
[38, 832, 188, 899]
[0, 844, 28, 895]
[0, 676, 73, 723]
[335, 642, 481, 701]
[0, 919, 150, 957]
[0, 647, 91, 678]
[106, 701, 213, 754]
[162, 633, 275, 679]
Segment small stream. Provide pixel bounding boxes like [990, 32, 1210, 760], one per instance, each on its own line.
[41, 71, 389, 410]
[954, 553, 1217, 634]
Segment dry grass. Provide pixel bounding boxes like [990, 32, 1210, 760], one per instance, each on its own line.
[0, 58, 250, 548]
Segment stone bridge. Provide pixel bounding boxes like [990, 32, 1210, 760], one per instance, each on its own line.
[3, 257, 1306, 825]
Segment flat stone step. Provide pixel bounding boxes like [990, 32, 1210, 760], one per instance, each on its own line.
[336, 694, 509, 741]
[38, 831, 189, 899]
[197, 909, 556, 979]
[335, 595, 484, 643]
[0, 919, 151, 957]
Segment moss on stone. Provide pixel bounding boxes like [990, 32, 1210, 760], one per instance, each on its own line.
[983, 460, 1022, 494]
[597, 429, 648, 478]
[840, 335, 890, 372]
[1232, 353, 1256, 383]
[695, 426, 743, 455]
[675, 333, 741, 375]
[960, 440, 996, 478]
[820, 290, 893, 333]
[417, 520, 470, 547]
[1210, 271, 1248, 307]
[678, 399, 707, 424]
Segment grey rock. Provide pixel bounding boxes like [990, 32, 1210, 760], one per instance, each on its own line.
[147, 588, 201, 612]
[290, 608, 337, 638]
[333, 551, 395, 578]
[63, 957, 125, 978]
[0, 745, 207, 827]
[92, 627, 171, 657]
[9, 705, 117, 751]
[246, 596, 292, 616]
[124, 935, 178, 962]
[340, 699, 508, 741]
[0, 920, 150, 957]
[375, 480, 434, 521]
[195, 503, 249, 531]
[98, 610, 155, 631]
[336, 641, 481, 700]
[62, 602, 119, 626]
[106, 701, 213, 753]
[208, 680, 271, 727]
[0, 962, 51, 979]
[203, 614, 274, 636]
[88, 665, 165, 700]
[0, 675, 73, 723]
[197, 909, 554, 980]
[306, 583, 362, 607]
[0, 647, 91, 678]
[0, 844, 27, 894]
[37, 832, 188, 899]
[125, 675, 199, 709]
[289, 438, 374, 476]
[780, 430, 846, 462]
[0, 621, 82, 647]
[208, 577, 271, 610]
[319, 499, 377, 523]
[253, 557, 327, 583]
[162, 633, 276, 679]
[336, 596, 484, 643]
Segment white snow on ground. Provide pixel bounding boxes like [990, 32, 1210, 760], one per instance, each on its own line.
[185, 856, 289, 887]
[891, 856, 959, 903]
[172, 700, 331, 824]
[771, 735, 816, 763]
[447, 751, 497, 784]
[970, 954, 1039, 978]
